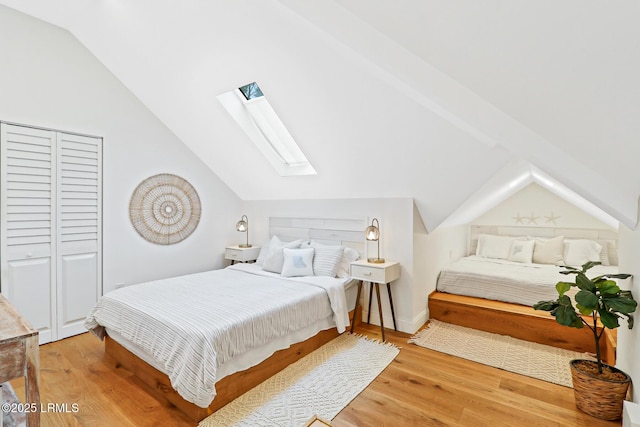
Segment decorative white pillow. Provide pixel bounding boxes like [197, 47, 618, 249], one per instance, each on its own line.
[563, 239, 602, 267]
[507, 240, 535, 263]
[595, 239, 612, 266]
[476, 234, 522, 260]
[281, 248, 315, 277]
[309, 241, 344, 277]
[337, 247, 360, 278]
[256, 235, 279, 266]
[531, 236, 564, 265]
[262, 239, 302, 273]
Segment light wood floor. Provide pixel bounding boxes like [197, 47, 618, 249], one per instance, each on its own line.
[11, 324, 621, 427]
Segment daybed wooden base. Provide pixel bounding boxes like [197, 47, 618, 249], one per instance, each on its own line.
[104, 308, 361, 423]
[428, 291, 615, 364]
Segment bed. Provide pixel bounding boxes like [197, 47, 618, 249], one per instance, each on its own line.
[435, 255, 622, 307]
[85, 217, 366, 422]
[429, 226, 626, 362]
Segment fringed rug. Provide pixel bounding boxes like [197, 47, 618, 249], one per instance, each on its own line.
[199, 333, 399, 427]
[2, 383, 26, 427]
[409, 319, 594, 388]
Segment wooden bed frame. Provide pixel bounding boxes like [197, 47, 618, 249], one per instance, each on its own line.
[104, 307, 361, 423]
[101, 216, 368, 422]
[428, 291, 616, 365]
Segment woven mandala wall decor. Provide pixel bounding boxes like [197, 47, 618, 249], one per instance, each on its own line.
[129, 173, 201, 245]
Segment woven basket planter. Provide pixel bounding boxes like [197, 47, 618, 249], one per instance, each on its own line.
[570, 359, 631, 420]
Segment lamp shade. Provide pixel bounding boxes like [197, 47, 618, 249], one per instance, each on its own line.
[235, 215, 251, 247]
[236, 218, 248, 232]
[365, 218, 384, 263]
[365, 224, 380, 241]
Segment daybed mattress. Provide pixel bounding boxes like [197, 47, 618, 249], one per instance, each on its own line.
[436, 255, 622, 307]
[84, 263, 351, 408]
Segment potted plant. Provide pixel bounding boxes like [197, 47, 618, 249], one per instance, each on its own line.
[533, 261, 637, 421]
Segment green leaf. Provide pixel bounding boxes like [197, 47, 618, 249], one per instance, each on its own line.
[559, 270, 578, 276]
[604, 273, 632, 280]
[576, 303, 594, 316]
[553, 296, 581, 328]
[575, 290, 598, 310]
[597, 280, 620, 295]
[628, 314, 634, 329]
[575, 273, 595, 291]
[598, 309, 620, 329]
[603, 296, 638, 314]
[554, 305, 581, 327]
[581, 261, 601, 271]
[533, 300, 557, 311]
[555, 281, 572, 297]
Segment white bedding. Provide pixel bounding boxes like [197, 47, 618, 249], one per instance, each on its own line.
[84, 263, 350, 408]
[436, 255, 622, 306]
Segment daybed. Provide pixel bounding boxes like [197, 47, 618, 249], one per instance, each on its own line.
[429, 228, 625, 363]
[85, 226, 362, 422]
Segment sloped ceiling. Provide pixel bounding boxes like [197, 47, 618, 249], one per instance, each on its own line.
[1, 0, 638, 231]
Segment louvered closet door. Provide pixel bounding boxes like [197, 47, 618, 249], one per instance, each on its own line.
[0, 124, 56, 344]
[56, 132, 102, 339]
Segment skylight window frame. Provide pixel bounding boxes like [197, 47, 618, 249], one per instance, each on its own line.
[217, 83, 316, 177]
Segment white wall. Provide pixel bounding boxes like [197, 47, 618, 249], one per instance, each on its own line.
[473, 183, 614, 229]
[616, 202, 640, 401]
[417, 224, 468, 318]
[0, 5, 242, 294]
[243, 197, 425, 332]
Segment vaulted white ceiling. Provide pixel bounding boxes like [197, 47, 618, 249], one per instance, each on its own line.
[2, 0, 638, 231]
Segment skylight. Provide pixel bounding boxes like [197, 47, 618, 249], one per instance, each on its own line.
[239, 82, 263, 100]
[217, 82, 316, 176]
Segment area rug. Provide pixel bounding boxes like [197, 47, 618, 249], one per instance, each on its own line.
[199, 333, 399, 427]
[2, 382, 26, 427]
[409, 320, 594, 388]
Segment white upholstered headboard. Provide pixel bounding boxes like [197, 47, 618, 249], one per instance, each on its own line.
[469, 225, 619, 265]
[269, 217, 366, 256]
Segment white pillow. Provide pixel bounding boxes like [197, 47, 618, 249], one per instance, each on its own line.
[262, 239, 302, 273]
[281, 247, 315, 277]
[563, 239, 602, 267]
[337, 247, 360, 278]
[476, 234, 522, 260]
[595, 240, 612, 266]
[309, 241, 344, 277]
[256, 235, 279, 266]
[531, 235, 564, 265]
[507, 240, 535, 263]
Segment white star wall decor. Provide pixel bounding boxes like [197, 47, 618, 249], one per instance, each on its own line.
[512, 213, 525, 224]
[512, 211, 561, 226]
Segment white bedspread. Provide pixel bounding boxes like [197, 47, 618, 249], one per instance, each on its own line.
[436, 256, 622, 306]
[84, 264, 349, 408]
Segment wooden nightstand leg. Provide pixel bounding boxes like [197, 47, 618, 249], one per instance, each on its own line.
[386, 283, 397, 331]
[350, 281, 363, 334]
[375, 283, 385, 342]
[367, 282, 374, 324]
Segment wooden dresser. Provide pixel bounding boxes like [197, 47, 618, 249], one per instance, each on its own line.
[0, 294, 40, 426]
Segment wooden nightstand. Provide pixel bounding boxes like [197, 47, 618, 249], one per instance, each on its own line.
[349, 259, 400, 342]
[0, 295, 40, 426]
[225, 245, 260, 264]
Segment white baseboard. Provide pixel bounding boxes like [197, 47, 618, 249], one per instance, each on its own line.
[362, 308, 428, 334]
[624, 401, 640, 427]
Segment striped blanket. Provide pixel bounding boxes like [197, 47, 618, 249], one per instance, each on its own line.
[436, 255, 621, 306]
[84, 264, 349, 408]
